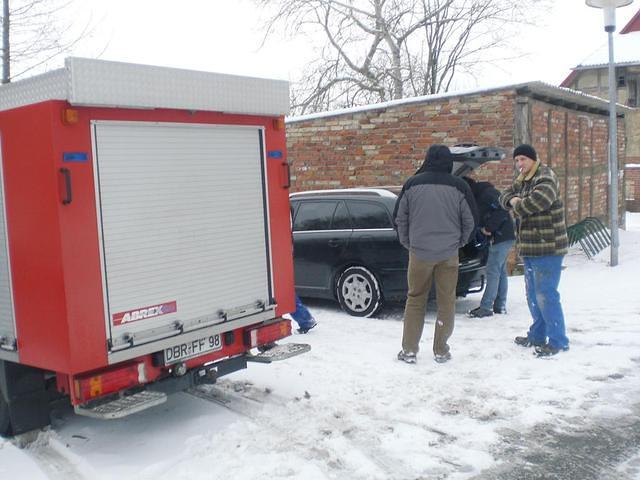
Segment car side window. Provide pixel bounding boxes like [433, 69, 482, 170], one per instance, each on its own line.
[331, 201, 352, 229]
[293, 201, 338, 231]
[347, 201, 393, 229]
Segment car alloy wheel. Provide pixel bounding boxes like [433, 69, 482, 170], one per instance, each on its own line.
[336, 266, 382, 317]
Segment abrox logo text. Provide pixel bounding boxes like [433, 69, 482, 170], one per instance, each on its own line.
[112, 301, 178, 326]
[122, 306, 164, 323]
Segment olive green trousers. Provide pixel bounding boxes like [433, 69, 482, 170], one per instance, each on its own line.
[401, 252, 459, 356]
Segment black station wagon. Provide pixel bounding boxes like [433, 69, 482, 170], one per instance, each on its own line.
[290, 145, 506, 317]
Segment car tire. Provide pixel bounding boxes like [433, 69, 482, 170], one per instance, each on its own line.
[336, 266, 383, 317]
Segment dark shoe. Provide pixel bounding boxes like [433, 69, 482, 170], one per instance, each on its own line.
[397, 350, 417, 364]
[514, 336, 545, 348]
[257, 342, 277, 353]
[297, 320, 317, 334]
[493, 306, 507, 314]
[434, 352, 452, 363]
[468, 307, 493, 318]
[535, 344, 569, 357]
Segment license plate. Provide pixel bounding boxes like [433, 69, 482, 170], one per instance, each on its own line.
[164, 334, 222, 365]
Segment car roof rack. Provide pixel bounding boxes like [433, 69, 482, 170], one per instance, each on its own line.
[290, 188, 398, 198]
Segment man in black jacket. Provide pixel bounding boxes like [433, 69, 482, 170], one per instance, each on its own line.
[464, 177, 516, 318]
[394, 145, 477, 364]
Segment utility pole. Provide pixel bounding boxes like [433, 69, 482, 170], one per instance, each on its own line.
[585, 0, 634, 266]
[2, 0, 9, 84]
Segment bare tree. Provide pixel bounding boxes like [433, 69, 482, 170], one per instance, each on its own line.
[1, 0, 90, 83]
[257, 0, 548, 114]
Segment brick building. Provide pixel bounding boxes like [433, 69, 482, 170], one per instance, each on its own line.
[561, 9, 640, 211]
[286, 82, 630, 227]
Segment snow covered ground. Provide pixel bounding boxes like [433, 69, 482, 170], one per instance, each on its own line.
[2, 214, 640, 480]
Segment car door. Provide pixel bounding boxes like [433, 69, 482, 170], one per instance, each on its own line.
[346, 200, 408, 298]
[292, 200, 352, 297]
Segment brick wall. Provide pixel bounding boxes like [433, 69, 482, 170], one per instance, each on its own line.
[286, 91, 516, 191]
[527, 100, 617, 225]
[626, 161, 640, 212]
[286, 87, 624, 225]
[561, 68, 640, 220]
[625, 111, 640, 212]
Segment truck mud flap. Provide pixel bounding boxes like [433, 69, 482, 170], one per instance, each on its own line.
[246, 343, 310, 364]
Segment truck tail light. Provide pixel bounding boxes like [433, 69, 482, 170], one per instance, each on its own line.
[244, 319, 291, 349]
[72, 362, 146, 405]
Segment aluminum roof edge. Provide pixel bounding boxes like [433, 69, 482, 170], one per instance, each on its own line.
[0, 68, 68, 112]
[0, 57, 290, 116]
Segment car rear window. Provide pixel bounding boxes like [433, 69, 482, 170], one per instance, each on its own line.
[332, 202, 352, 229]
[347, 201, 393, 229]
[293, 201, 338, 231]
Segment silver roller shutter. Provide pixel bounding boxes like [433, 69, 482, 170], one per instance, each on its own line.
[92, 121, 272, 350]
[0, 140, 17, 359]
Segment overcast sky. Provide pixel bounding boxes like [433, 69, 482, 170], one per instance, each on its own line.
[68, 0, 638, 91]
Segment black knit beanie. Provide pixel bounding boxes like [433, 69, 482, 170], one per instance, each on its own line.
[513, 144, 537, 161]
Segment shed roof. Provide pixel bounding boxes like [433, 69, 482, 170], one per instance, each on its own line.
[573, 30, 640, 70]
[287, 81, 631, 124]
[620, 9, 640, 34]
[561, 9, 640, 86]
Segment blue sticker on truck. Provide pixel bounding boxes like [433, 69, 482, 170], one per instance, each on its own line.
[63, 152, 88, 162]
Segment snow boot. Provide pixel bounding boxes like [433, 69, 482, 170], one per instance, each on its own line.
[397, 350, 417, 364]
[514, 336, 545, 348]
[468, 307, 493, 318]
[535, 344, 569, 357]
[434, 352, 452, 364]
[297, 320, 317, 334]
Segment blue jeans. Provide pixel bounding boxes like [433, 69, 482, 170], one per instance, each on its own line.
[523, 256, 569, 349]
[480, 240, 514, 311]
[291, 295, 315, 329]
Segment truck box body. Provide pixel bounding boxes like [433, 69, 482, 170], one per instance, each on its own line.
[0, 59, 296, 418]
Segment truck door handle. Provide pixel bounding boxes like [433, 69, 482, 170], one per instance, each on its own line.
[282, 162, 291, 189]
[60, 167, 72, 205]
[327, 239, 342, 247]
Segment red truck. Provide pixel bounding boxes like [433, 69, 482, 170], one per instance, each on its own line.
[0, 58, 306, 436]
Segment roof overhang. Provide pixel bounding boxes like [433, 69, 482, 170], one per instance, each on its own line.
[516, 82, 633, 116]
[287, 81, 633, 124]
[572, 60, 640, 70]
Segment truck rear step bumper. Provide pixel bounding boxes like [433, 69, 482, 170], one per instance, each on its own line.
[73, 354, 250, 419]
[74, 390, 167, 419]
[247, 343, 311, 363]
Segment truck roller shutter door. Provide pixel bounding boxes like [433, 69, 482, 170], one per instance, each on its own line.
[92, 122, 272, 351]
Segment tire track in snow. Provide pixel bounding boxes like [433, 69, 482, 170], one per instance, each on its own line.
[188, 380, 422, 480]
[13, 431, 98, 480]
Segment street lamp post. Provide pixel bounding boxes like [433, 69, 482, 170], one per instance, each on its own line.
[585, 0, 633, 267]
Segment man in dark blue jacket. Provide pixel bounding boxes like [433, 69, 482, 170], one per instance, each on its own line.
[394, 145, 477, 364]
[464, 178, 516, 318]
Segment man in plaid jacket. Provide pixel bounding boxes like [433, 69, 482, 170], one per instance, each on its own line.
[500, 144, 569, 356]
